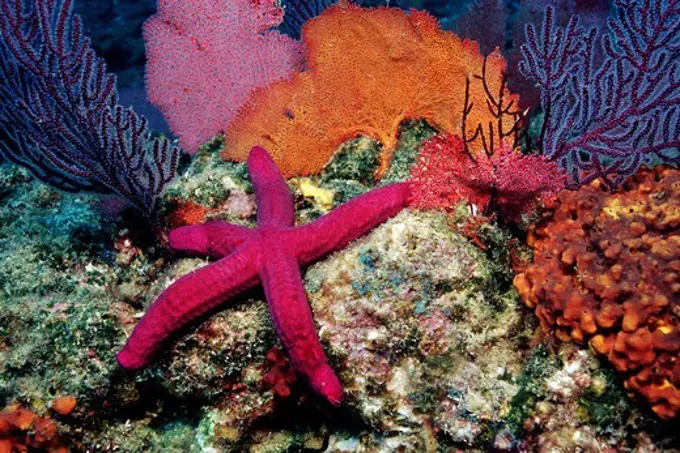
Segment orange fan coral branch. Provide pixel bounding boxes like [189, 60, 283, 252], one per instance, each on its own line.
[224, 4, 519, 178]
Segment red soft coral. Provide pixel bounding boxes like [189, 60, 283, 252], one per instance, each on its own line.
[409, 134, 565, 219]
[144, 0, 304, 153]
[490, 143, 567, 218]
[409, 134, 493, 211]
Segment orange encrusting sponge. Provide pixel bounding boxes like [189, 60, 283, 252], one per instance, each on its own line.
[514, 167, 680, 419]
[224, 3, 519, 178]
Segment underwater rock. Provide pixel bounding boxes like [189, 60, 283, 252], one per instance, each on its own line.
[0, 167, 126, 409]
[149, 208, 525, 451]
[304, 210, 532, 449]
[1, 130, 677, 451]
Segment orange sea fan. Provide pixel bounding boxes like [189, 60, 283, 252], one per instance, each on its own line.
[224, 3, 520, 178]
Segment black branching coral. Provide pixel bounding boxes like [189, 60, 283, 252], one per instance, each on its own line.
[520, 0, 679, 188]
[0, 0, 179, 216]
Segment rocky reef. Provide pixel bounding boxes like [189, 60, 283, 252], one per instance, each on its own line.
[0, 124, 677, 451]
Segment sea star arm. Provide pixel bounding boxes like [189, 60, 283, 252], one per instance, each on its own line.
[117, 244, 261, 371]
[168, 221, 254, 257]
[248, 146, 295, 228]
[259, 243, 344, 405]
[289, 182, 411, 265]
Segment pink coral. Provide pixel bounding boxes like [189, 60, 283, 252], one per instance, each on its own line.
[410, 134, 565, 219]
[144, 0, 304, 153]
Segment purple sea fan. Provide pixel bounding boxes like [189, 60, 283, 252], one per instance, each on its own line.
[519, 0, 679, 187]
[0, 0, 179, 217]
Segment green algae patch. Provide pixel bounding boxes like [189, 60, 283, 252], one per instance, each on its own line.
[382, 120, 437, 183]
[503, 345, 560, 435]
[164, 138, 251, 209]
[287, 120, 436, 216]
[322, 136, 382, 186]
[578, 369, 633, 431]
[0, 166, 125, 409]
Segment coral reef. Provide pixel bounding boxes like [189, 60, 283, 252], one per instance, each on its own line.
[515, 166, 680, 419]
[1, 122, 676, 451]
[1, 0, 677, 448]
[118, 146, 411, 405]
[144, 0, 304, 153]
[225, 3, 519, 178]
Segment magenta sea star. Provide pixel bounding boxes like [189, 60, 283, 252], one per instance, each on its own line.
[117, 146, 410, 405]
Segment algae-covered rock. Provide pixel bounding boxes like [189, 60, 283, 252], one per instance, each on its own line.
[0, 121, 676, 452]
[0, 166, 125, 411]
[305, 210, 533, 450]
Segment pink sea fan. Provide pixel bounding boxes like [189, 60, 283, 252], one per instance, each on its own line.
[144, 0, 304, 153]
